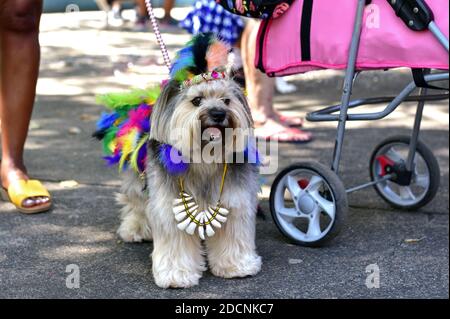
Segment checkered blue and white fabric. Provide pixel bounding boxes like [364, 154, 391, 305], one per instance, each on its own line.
[180, 0, 245, 45]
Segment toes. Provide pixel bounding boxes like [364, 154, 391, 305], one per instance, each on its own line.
[22, 196, 50, 208]
[22, 198, 36, 208]
[40, 196, 50, 204]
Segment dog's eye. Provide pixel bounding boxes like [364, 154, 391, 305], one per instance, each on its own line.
[191, 97, 203, 107]
[223, 98, 231, 106]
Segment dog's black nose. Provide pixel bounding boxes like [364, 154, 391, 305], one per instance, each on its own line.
[208, 108, 227, 123]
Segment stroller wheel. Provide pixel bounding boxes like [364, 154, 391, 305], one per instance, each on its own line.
[370, 135, 440, 210]
[269, 162, 348, 247]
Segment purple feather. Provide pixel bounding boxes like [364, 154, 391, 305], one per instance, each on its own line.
[103, 153, 121, 166]
[137, 143, 147, 173]
[244, 144, 261, 166]
[142, 118, 150, 133]
[159, 144, 189, 175]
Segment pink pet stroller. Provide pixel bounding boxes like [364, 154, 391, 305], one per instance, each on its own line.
[256, 0, 449, 246]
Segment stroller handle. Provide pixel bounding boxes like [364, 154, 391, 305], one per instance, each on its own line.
[387, 0, 434, 31]
[429, 21, 450, 52]
[386, 0, 449, 53]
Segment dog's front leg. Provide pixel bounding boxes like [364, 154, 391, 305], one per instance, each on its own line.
[206, 199, 262, 279]
[117, 171, 152, 243]
[150, 205, 206, 288]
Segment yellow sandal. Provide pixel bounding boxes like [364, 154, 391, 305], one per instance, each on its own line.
[0, 179, 52, 214]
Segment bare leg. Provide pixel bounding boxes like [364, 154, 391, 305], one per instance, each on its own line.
[135, 0, 147, 17]
[0, 0, 49, 206]
[135, 0, 175, 23]
[162, 0, 175, 21]
[241, 20, 312, 142]
[241, 20, 276, 124]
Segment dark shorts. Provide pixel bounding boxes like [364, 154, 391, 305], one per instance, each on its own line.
[0, 0, 42, 33]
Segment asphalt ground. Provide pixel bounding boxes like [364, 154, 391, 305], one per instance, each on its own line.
[0, 11, 448, 298]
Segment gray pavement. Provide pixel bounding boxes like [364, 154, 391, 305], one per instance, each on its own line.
[0, 12, 448, 298]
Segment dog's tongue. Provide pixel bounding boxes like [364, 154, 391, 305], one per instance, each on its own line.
[204, 127, 222, 142]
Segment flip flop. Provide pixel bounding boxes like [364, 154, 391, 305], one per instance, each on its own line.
[278, 115, 305, 127]
[255, 125, 313, 144]
[0, 179, 52, 214]
[255, 115, 305, 128]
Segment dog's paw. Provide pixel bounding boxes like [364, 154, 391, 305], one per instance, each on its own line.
[154, 269, 202, 289]
[210, 254, 262, 279]
[117, 217, 152, 243]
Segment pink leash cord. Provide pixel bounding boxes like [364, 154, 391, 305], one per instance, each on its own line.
[144, 0, 172, 71]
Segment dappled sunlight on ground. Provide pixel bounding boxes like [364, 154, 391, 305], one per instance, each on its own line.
[0, 10, 447, 298]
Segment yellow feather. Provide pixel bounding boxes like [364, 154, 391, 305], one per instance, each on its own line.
[107, 140, 116, 154]
[130, 134, 149, 173]
[119, 129, 139, 172]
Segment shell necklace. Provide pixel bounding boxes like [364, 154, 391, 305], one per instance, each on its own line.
[172, 164, 229, 239]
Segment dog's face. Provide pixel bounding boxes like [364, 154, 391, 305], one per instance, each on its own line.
[150, 79, 254, 161]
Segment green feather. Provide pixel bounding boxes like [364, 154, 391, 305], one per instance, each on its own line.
[96, 86, 161, 110]
[102, 127, 118, 155]
[173, 68, 191, 82]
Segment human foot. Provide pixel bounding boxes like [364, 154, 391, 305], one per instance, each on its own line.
[0, 162, 51, 212]
[158, 16, 180, 27]
[253, 112, 304, 128]
[277, 113, 304, 127]
[254, 119, 312, 143]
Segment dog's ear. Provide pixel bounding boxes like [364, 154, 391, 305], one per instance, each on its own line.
[150, 80, 180, 141]
[153, 80, 180, 119]
[157, 80, 180, 110]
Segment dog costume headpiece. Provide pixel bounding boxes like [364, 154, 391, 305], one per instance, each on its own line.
[169, 33, 230, 88]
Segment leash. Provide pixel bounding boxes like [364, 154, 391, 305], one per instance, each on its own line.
[138, 0, 173, 189]
[144, 0, 172, 71]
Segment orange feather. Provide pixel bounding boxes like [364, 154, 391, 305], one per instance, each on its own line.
[206, 41, 230, 71]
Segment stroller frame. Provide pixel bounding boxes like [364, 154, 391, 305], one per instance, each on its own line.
[307, 0, 449, 188]
[270, 0, 449, 247]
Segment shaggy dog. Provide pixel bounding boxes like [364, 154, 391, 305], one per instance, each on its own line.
[98, 34, 262, 288]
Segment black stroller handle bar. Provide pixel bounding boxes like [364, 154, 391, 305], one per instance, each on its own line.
[387, 0, 434, 31]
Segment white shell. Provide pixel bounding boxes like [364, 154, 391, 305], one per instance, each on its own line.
[198, 226, 205, 240]
[206, 224, 215, 237]
[210, 218, 222, 229]
[176, 204, 199, 221]
[186, 221, 197, 235]
[217, 206, 230, 216]
[208, 206, 230, 216]
[177, 218, 191, 231]
[173, 193, 193, 204]
[195, 211, 206, 223]
[173, 201, 196, 215]
[208, 206, 229, 216]
[207, 207, 227, 225]
[173, 198, 184, 205]
[174, 211, 187, 222]
[214, 214, 227, 223]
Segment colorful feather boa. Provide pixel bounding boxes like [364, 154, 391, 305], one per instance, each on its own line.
[94, 87, 159, 174]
